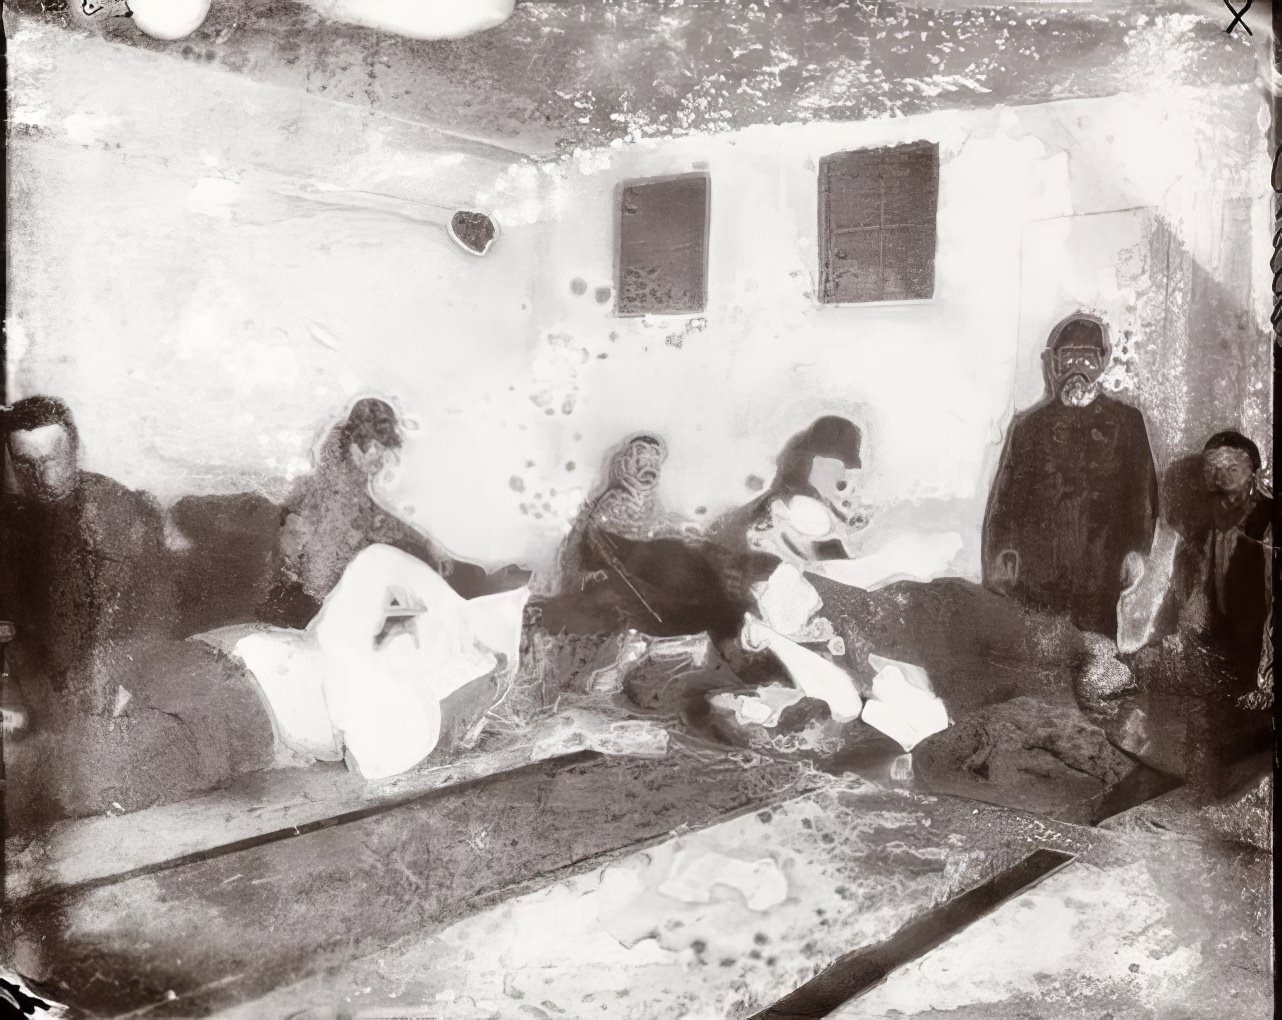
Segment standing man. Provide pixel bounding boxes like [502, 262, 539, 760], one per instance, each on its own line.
[983, 315, 1158, 636]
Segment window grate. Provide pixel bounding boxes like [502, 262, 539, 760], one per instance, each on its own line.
[818, 141, 939, 304]
[616, 173, 710, 316]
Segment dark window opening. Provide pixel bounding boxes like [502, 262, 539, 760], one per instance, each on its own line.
[616, 173, 710, 316]
[818, 141, 939, 304]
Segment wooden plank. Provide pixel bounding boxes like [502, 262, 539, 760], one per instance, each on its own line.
[5, 750, 823, 1017]
[212, 785, 1106, 1020]
[4, 712, 662, 903]
[751, 849, 1076, 1018]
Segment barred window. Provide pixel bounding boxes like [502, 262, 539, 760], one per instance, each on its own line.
[818, 142, 939, 304]
[616, 173, 710, 316]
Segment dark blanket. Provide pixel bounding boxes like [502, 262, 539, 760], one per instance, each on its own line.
[810, 575, 1090, 714]
[171, 492, 285, 636]
[0, 473, 178, 700]
[912, 696, 1141, 825]
[6, 639, 276, 836]
[539, 530, 768, 641]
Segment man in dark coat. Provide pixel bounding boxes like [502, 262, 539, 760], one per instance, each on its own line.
[983, 315, 1158, 636]
[1, 396, 177, 710]
[0, 397, 276, 833]
[1076, 430, 1274, 799]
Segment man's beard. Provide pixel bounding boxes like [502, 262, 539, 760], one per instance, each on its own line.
[1059, 374, 1100, 408]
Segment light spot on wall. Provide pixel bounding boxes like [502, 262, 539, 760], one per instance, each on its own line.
[295, 0, 514, 41]
[62, 111, 112, 146]
[188, 177, 242, 218]
[664, 317, 707, 349]
[128, 0, 212, 41]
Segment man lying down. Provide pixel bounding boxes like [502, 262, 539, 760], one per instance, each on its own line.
[224, 544, 528, 781]
[0, 398, 530, 835]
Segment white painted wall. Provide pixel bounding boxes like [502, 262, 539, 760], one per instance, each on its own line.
[7, 20, 545, 563]
[7, 19, 1271, 580]
[510, 85, 1271, 576]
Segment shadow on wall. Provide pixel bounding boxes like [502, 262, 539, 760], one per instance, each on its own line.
[1151, 213, 1271, 535]
[1160, 455, 1211, 541]
[1148, 211, 1270, 480]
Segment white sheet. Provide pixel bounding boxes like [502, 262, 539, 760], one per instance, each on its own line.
[809, 531, 964, 591]
[741, 617, 862, 722]
[234, 544, 529, 781]
[860, 654, 949, 751]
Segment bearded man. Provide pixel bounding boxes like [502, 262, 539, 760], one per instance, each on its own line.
[983, 315, 1158, 636]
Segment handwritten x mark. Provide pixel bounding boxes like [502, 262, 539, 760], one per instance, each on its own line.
[1224, 0, 1254, 35]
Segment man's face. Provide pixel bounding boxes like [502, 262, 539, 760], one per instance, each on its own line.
[1052, 344, 1105, 407]
[1202, 447, 1255, 499]
[616, 439, 665, 490]
[808, 455, 862, 521]
[8, 424, 78, 504]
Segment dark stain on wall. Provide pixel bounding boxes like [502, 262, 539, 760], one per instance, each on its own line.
[6, 1, 1255, 154]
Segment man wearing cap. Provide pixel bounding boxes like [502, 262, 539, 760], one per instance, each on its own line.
[1083, 430, 1273, 796]
[1193, 431, 1273, 677]
[983, 315, 1158, 636]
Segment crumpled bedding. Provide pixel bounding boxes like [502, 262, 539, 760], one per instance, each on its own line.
[231, 544, 530, 780]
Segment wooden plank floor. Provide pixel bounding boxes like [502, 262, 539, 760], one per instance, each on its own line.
[216, 784, 1273, 1020]
[3, 747, 823, 1017]
[5, 712, 650, 903]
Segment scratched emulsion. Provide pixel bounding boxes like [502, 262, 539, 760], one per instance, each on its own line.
[8, 1, 1258, 154]
[211, 783, 1271, 1020]
[0, 2, 1272, 1018]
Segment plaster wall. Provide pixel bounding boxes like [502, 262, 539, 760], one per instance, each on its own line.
[7, 19, 1271, 576]
[504, 85, 1270, 575]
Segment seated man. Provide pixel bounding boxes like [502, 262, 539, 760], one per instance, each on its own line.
[1091, 430, 1273, 791]
[712, 414, 868, 569]
[558, 433, 675, 591]
[258, 397, 529, 628]
[0, 396, 275, 833]
[1, 396, 177, 714]
[540, 431, 778, 641]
